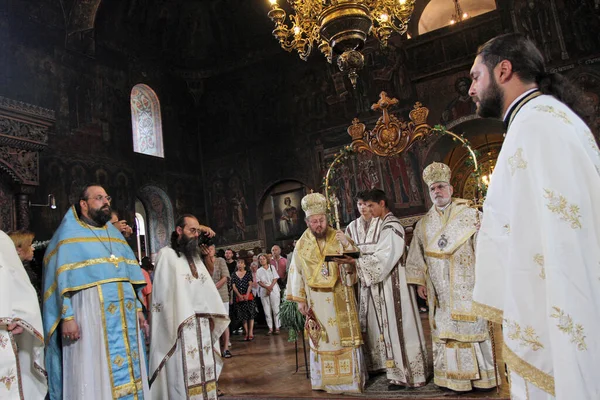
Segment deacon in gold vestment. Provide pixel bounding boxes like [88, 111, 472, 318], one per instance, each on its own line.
[406, 163, 497, 392]
[286, 192, 367, 394]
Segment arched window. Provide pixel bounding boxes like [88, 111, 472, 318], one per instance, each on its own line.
[130, 84, 164, 158]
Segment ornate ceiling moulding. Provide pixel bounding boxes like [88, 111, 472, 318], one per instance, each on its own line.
[348, 91, 429, 157]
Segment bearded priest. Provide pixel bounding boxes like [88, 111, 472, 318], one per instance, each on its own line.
[149, 214, 229, 400]
[43, 184, 149, 400]
[286, 192, 367, 394]
[406, 163, 497, 392]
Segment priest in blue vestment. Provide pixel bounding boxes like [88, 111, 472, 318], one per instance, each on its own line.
[43, 184, 149, 400]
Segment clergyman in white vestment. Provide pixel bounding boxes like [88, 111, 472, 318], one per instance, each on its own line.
[0, 230, 47, 400]
[406, 163, 497, 392]
[349, 189, 429, 389]
[469, 33, 600, 399]
[149, 215, 229, 400]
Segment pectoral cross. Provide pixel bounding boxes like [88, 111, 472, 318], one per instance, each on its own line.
[110, 254, 119, 267]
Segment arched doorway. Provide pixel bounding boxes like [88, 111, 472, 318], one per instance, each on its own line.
[137, 185, 174, 261]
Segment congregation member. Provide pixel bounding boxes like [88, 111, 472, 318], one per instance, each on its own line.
[344, 189, 428, 390]
[406, 163, 497, 392]
[286, 192, 367, 394]
[149, 214, 229, 399]
[231, 259, 257, 341]
[256, 253, 281, 335]
[1, 230, 47, 399]
[9, 230, 42, 305]
[110, 210, 133, 238]
[43, 184, 149, 399]
[269, 244, 287, 290]
[205, 244, 232, 358]
[469, 33, 600, 399]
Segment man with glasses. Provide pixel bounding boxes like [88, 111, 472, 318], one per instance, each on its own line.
[43, 183, 150, 399]
[406, 163, 497, 392]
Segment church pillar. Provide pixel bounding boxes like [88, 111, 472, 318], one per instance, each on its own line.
[16, 193, 31, 230]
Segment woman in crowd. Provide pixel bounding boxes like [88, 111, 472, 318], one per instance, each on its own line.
[9, 230, 41, 305]
[231, 259, 257, 341]
[256, 253, 281, 335]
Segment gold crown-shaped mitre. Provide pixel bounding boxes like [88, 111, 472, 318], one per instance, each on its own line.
[423, 162, 451, 186]
[301, 192, 328, 217]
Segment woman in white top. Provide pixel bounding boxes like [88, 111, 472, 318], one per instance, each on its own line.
[256, 253, 281, 335]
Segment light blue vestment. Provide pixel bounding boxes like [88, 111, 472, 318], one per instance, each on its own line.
[42, 207, 147, 399]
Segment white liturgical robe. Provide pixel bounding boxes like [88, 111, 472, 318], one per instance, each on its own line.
[352, 213, 429, 387]
[0, 231, 47, 400]
[473, 92, 600, 399]
[150, 248, 229, 400]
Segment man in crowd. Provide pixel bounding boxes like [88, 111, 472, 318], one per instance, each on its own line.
[286, 192, 367, 394]
[469, 33, 600, 399]
[149, 214, 229, 399]
[1, 230, 47, 399]
[205, 244, 232, 359]
[406, 163, 497, 392]
[223, 248, 236, 275]
[110, 210, 133, 238]
[270, 244, 287, 290]
[43, 183, 149, 399]
[344, 189, 428, 390]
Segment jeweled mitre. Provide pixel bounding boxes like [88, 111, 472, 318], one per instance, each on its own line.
[301, 192, 327, 217]
[423, 162, 451, 186]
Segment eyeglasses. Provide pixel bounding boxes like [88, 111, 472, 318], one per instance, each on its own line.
[187, 227, 203, 235]
[86, 195, 112, 202]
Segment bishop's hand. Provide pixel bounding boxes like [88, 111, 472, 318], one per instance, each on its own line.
[297, 301, 309, 316]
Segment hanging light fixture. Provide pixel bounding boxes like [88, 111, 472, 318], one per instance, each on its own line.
[267, 0, 416, 88]
[449, 0, 468, 25]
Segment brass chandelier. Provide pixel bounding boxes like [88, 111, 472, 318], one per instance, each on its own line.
[267, 0, 416, 87]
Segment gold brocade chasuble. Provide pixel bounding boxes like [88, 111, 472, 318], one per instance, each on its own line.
[408, 200, 480, 324]
[291, 228, 362, 348]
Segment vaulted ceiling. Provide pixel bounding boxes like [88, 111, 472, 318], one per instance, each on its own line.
[58, 0, 497, 76]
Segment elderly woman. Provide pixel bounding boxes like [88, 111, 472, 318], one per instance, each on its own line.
[231, 259, 257, 341]
[256, 253, 281, 335]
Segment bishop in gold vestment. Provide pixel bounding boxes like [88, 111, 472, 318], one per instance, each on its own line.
[286, 192, 367, 394]
[406, 163, 497, 392]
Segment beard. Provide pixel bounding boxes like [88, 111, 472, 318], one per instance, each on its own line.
[310, 225, 328, 240]
[178, 234, 200, 258]
[89, 204, 112, 226]
[475, 77, 504, 119]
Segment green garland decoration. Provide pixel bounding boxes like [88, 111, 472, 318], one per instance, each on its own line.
[279, 300, 306, 342]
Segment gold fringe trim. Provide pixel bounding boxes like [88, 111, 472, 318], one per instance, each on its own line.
[503, 343, 555, 396]
[471, 301, 503, 324]
[451, 312, 478, 322]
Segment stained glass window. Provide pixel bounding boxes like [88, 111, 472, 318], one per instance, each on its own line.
[130, 84, 164, 158]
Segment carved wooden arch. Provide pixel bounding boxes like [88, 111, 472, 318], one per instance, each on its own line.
[0, 96, 54, 230]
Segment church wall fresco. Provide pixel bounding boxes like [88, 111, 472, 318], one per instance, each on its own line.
[2, 1, 207, 242]
[2, 0, 599, 250]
